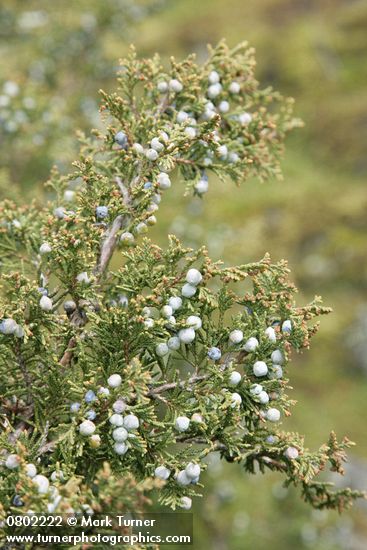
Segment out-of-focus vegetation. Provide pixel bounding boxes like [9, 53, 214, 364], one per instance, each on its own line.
[0, 1, 366, 548]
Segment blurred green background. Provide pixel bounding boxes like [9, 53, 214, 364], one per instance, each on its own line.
[1, 1, 366, 548]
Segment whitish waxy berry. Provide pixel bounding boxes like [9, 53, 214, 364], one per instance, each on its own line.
[76, 271, 90, 284]
[107, 374, 122, 388]
[157, 172, 171, 189]
[132, 142, 144, 154]
[33, 475, 49, 494]
[186, 268, 202, 285]
[179, 496, 192, 510]
[157, 81, 168, 93]
[96, 206, 108, 219]
[98, 386, 110, 396]
[54, 207, 66, 219]
[176, 471, 191, 486]
[258, 391, 269, 404]
[230, 392, 242, 408]
[167, 336, 180, 351]
[229, 371, 241, 386]
[228, 152, 240, 163]
[178, 328, 196, 344]
[284, 447, 299, 460]
[181, 283, 197, 298]
[5, 454, 20, 469]
[0, 318, 18, 335]
[114, 131, 127, 146]
[271, 350, 284, 365]
[14, 325, 24, 338]
[120, 232, 135, 246]
[169, 79, 183, 93]
[229, 81, 241, 94]
[266, 408, 281, 422]
[208, 70, 220, 84]
[217, 144, 228, 159]
[154, 466, 171, 480]
[265, 326, 277, 342]
[50, 470, 65, 482]
[269, 365, 283, 379]
[229, 329, 243, 344]
[239, 112, 252, 125]
[168, 296, 182, 311]
[250, 384, 263, 395]
[25, 463, 37, 478]
[151, 137, 164, 151]
[114, 442, 128, 455]
[108, 412, 124, 426]
[266, 435, 278, 444]
[177, 110, 189, 123]
[175, 416, 190, 432]
[64, 190, 75, 202]
[39, 295, 53, 312]
[195, 178, 209, 194]
[70, 402, 80, 413]
[185, 126, 196, 139]
[282, 320, 292, 333]
[39, 242, 52, 254]
[146, 148, 159, 161]
[112, 427, 128, 442]
[156, 343, 169, 357]
[144, 318, 154, 329]
[161, 305, 173, 318]
[219, 100, 230, 113]
[124, 414, 139, 430]
[186, 315, 202, 330]
[85, 410, 96, 421]
[208, 347, 221, 361]
[113, 400, 127, 413]
[185, 463, 201, 480]
[244, 337, 259, 352]
[191, 413, 204, 423]
[207, 83, 222, 98]
[253, 361, 268, 377]
[85, 390, 96, 403]
[79, 420, 96, 436]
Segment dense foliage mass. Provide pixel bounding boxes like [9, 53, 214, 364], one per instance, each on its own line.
[0, 42, 363, 539]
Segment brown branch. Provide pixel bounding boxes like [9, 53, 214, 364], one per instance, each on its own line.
[148, 374, 207, 398]
[94, 214, 126, 277]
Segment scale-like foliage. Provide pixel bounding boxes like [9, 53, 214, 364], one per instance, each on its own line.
[0, 42, 364, 541]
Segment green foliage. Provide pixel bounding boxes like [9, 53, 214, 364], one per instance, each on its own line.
[0, 41, 364, 544]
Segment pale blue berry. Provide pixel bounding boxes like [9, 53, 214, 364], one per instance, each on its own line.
[244, 337, 259, 352]
[85, 410, 96, 421]
[208, 347, 221, 361]
[96, 206, 108, 219]
[124, 414, 139, 430]
[282, 320, 292, 333]
[185, 268, 202, 285]
[114, 131, 127, 146]
[178, 328, 196, 344]
[84, 390, 97, 403]
[181, 283, 197, 298]
[70, 402, 80, 413]
[154, 465, 170, 480]
[167, 336, 180, 351]
[175, 416, 190, 432]
[229, 81, 241, 94]
[266, 408, 281, 422]
[253, 361, 268, 377]
[168, 296, 182, 311]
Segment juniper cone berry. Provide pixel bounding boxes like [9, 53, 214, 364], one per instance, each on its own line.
[0, 40, 363, 525]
